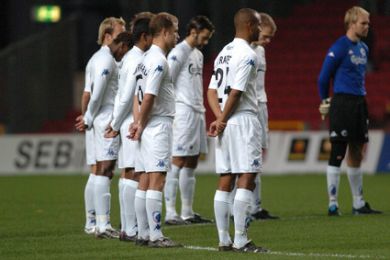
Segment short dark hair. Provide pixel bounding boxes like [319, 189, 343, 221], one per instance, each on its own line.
[186, 15, 215, 36]
[131, 18, 152, 44]
[113, 31, 132, 48]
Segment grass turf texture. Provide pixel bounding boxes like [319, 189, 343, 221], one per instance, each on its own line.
[0, 174, 389, 259]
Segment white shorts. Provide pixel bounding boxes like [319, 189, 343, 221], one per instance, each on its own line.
[172, 104, 208, 156]
[85, 128, 96, 165]
[215, 113, 262, 174]
[118, 116, 137, 169]
[257, 102, 269, 149]
[93, 106, 120, 161]
[135, 116, 173, 173]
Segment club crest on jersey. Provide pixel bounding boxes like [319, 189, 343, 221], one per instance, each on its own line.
[101, 69, 110, 76]
[155, 65, 163, 72]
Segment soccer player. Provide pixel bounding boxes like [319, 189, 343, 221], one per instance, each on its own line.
[129, 12, 181, 248]
[164, 15, 215, 225]
[250, 12, 279, 220]
[75, 17, 127, 238]
[105, 15, 154, 241]
[208, 8, 267, 253]
[318, 6, 382, 216]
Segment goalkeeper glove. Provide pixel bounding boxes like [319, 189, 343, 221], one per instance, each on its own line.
[319, 97, 331, 120]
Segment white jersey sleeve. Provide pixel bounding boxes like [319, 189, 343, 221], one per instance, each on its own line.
[254, 45, 267, 103]
[111, 48, 143, 131]
[84, 54, 115, 128]
[168, 41, 192, 85]
[84, 60, 92, 93]
[232, 53, 257, 92]
[145, 58, 168, 96]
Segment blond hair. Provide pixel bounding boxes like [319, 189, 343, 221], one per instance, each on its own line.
[344, 6, 369, 30]
[97, 17, 126, 45]
[259, 13, 277, 33]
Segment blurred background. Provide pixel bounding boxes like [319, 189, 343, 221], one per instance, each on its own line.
[1, 0, 390, 133]
[0, 0, 389, 173]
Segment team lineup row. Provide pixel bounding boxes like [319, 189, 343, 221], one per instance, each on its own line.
[74, 6, 381, 253]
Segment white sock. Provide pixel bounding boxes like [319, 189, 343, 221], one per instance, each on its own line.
[327, 165, 341, 207]
[146, 190, 163, 241]
[229, 185, 237, 217]
[118, 178, 125, 232]
[214, 190, 232, 246]
[347, 167, 365, 209]
[233, 188, 252, 249]
[123, 179, 138, 236]
[164, 165, 180, 219]
[135, 190, 149, 240]
[251, 174, 261, 214]
[84, 173, 96, 229]
[180, 167, 196, 219]
[94, 175, 111, 232]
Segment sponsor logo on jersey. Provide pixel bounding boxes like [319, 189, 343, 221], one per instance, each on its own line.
[246, 59, 256, 67]
[156, 159, 165, 168]
[188, 63, 202, 76]
[155, 65, 164, 72]
[101, 69, 110, 76]
[251, 159, 260, 168]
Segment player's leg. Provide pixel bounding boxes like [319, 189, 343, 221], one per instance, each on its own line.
[118, 170, 126, 238]
[84, 129, 97, 234]
[326, 141, 347, 215]
[347, 142, 382, 214]
[214, 174, 235, 251]
[164, 156, 185, 224]
[121, 168, 139, 241]
[179, 112, 212, 223]
[94, 159, 118, 238]
[134, 171, 150, 245]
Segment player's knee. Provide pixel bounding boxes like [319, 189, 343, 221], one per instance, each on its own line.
[329, 141, 348, 167]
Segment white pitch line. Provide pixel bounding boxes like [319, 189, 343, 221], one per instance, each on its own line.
[184, 245, 386, 259]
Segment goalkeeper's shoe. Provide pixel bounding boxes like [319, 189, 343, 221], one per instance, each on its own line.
[328, 205, 341, 216]
[352, 202, 382, 215]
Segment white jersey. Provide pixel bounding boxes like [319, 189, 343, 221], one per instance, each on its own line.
[253, 45, 267, 103]
[168, 40, 205, 113]
[84, 59, 92, 93]
[84, 45, 119, 127]
[135, 44, 175, 118]
[110, 46, 144, 131]
[209, 38, 258, 114]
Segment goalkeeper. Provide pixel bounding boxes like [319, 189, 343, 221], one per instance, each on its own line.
[317, 6, 381, 216]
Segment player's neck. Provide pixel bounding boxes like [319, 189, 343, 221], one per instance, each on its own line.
[235, 32, 250, 44]
[185, 36, 196, 48]
[346, 31, 360, 42]
[152, 38, 168, 55]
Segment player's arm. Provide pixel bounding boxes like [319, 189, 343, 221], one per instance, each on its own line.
[168, 45, 191, 85]
[84, 58, 114, 129]
[75, 91, 91, 132]
[207, 88, 222, 118]
[129, 93, 155, 140]
[317, 44, 344, 119]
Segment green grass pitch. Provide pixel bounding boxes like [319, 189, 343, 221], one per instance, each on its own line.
[1, 173, 389, 259]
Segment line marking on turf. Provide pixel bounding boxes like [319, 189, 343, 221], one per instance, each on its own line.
[184, 245, 386, 259]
